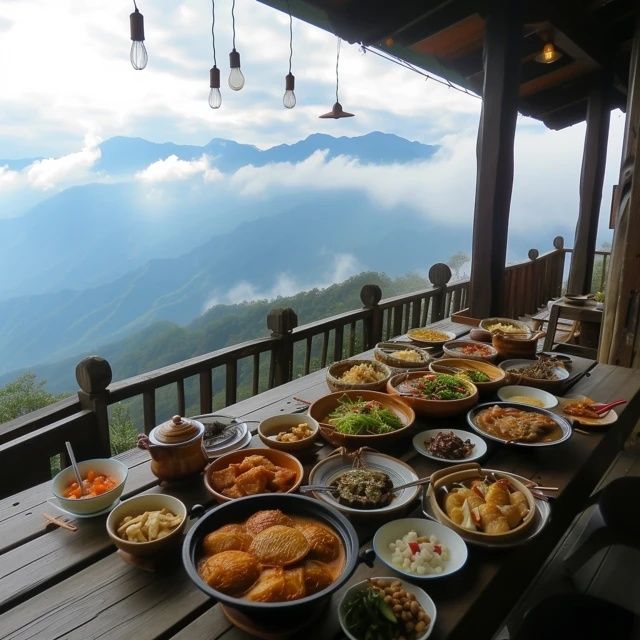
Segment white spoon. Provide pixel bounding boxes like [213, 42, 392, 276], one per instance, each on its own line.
[65, 441, 85, 496]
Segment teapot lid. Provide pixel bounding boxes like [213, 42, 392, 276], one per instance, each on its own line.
[153, 415, 202, 444]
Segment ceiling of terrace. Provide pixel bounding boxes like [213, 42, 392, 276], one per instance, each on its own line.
[258, 0, 637, 129]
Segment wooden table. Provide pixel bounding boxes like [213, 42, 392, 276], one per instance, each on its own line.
[541, 299, 603, 352]
[2, 327, 640, 640]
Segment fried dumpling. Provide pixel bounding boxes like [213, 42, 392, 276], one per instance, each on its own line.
[303, 560, 333, 595]
[198, 550, 260, 596]
[298, 523, 340, 562]
[249, 525, 310, 566]
[444, 491, 465, 516]
[203, 527, 253, 555]
[485, 480, 510, 506]
[478, 503, 510, 534]
[245, 509, 294, 535]
[245, 568, 286, 602]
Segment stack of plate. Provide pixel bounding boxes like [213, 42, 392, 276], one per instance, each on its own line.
[191, 414, 251, 458]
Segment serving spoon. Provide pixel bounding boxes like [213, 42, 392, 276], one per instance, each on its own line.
[299, 475, 432, 495]
[65, 440, 85, 496]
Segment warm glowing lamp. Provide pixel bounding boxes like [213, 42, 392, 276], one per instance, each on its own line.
[535, 42, 562, 64]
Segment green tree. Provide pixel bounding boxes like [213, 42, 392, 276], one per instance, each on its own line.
[108, 403, 140, 455]
[0, 373, 67, 424]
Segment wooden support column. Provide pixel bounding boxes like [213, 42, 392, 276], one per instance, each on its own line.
[601, 13, 640, 366]
[567, 72, 611, 295]
[469, 0, 523, 318]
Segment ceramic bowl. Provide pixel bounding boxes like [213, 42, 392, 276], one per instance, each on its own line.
[479, 317, 532, 335]
[339, 577, 437, 640]
[203, 447, 304, 503]
[258, 413, 319, 452]
[499, 358, 570, 392]
[326, 359, 392, 392]
[373, 342, 431, 370]
[387, 371, 478, 417]
[52, 457, 128, 516]
[413, 428, 487, 463]
[106, 493, 187, 557]
[308, 390, 415, 448]
[429, 358, 506, 394]
[497, 385, 558, 409]
[373, 517, 468, 579]
[406, 328, 456, 347]
[442, 340, 498, 361]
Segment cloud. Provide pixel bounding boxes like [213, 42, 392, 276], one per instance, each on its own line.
[0, 166, 20, 189]
[135, 154, 222, 183]
[25, 135, 102, 190]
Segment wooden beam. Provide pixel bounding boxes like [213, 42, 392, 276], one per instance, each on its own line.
[567, 72, 612, 295]
[469, 0, 523, 318]
[601, 11, 640, 366]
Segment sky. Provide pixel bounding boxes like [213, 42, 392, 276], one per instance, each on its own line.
[0, 0, 625, 248]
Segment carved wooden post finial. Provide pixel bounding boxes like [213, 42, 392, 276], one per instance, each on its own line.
[360, 285, 383, 349]
[75, 356, 112, 458]
[429, 263, 452, 321]
[75, 356, 112, 394]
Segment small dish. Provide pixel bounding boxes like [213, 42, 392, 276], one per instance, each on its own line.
[373, 517, 468, 580]
[374, 342, 431, 369]
[556, 395, 619, 428]
[479, 317, 532, 335]
[442, 340, 497, 361]
[406, 328, 456, 347]
[339, 577, 437, 640]
[106, 493, 187, 558]
[413, 429, 487, 463]
[258, 413, 319, 452]
[499, 358, 570, 392]
[429, 358, 506, 394]
[51, 458, 128, 516]
[308, 450, 419, 518]
[497, 385, 558, 409]
[326, 359, 391, 392]
[193, 414, 251, 458]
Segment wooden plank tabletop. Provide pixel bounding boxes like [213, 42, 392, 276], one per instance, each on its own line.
[1, 344, 639, 640]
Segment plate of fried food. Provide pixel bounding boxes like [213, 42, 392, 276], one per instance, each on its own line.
[467, 402, 572, 447]
[413, 428, 487, 463]
[556, 395, 620, 428]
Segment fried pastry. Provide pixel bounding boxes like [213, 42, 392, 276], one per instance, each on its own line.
[269, 468, 297, 492]
[282, 567, 306, 600]
[203, 528, 253, 555]
[245, 509, 294, 535]
[238, 455, 278, 473]
[249, 525, 310, 566]
[198, 550, 260, 596]
[234, 466, 275, 495]
[245, 568, 286, 602]
[303, 560, 333, 594]
[298, 523, 340, 562]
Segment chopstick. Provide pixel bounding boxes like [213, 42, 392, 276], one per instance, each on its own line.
[43, 513, 78, 532]
[593, 399, 627, 415]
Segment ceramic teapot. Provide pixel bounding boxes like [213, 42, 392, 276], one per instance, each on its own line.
[138, 415, 208, 481]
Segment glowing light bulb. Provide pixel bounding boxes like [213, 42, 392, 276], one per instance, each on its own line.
[129, 8, 147, 70]
[283, 73, 296, 109]
[209, 66, 222, 109]
[228, 49, 245, 91]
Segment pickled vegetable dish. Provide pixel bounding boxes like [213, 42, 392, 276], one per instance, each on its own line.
[396, 373, 471, 400]
[63, 469, 117, 499]
[327, 396, 404, 435]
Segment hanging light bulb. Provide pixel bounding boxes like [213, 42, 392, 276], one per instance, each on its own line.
[319, 38, 355, 119]
[535, 41, 562, 64]
[283, 7, 296, 108]
[228, 0, 245, 91]
[208, 0, 221, 109]
[129, 2, 148, 70]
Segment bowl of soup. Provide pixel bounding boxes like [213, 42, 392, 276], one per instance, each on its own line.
[182, 493, 364, 623]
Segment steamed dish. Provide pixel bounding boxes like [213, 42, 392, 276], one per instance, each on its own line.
[329, 468, 393, 509]
[443, 477, 530, 534]
[474, 405, 562, 443]
[197, 509, 344, 602]
[327, 395, 404, 435]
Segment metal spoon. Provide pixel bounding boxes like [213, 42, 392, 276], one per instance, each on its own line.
[299, 475, 432, 495]
[65, 441, 85, 496]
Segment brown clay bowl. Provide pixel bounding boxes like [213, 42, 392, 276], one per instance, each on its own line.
[203, 447, 304, 503]
[387, 370, 478, 417]
[429, 358, 506, 394]
[308, 390, 415, 448]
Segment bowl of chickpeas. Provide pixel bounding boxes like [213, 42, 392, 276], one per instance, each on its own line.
[339, 577, 436, 640]
[258, 414, 319, 452]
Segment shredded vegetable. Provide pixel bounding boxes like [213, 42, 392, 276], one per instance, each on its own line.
[327, 396, 403, 435]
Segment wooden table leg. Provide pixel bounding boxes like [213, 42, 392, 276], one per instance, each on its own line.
[543, 305, 561, 351]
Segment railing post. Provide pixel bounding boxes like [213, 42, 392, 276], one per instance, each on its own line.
[76, 356, 112, 457]
[360, 285, 382, 349]
[429, 263, 452, 322]
[267, 308, 298, 387]
[553, 236, 565, 298]
[528, 248, 540, 313]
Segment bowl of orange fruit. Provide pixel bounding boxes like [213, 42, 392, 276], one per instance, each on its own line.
[52, 457, 128, 516]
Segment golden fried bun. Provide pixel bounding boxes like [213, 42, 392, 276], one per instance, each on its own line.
[282, 567, 306, 600]
[198, 550, 260, 596]
[245, 568, 286, 602]
[303, 560, 333, 595]
[298, 523, 340, 562]
[203, 528, 253, 555]
[249, 525, 310, 566]
[245, 510, 294, 535]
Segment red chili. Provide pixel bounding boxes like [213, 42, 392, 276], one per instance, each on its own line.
[408, 541, 420, 555]
[433, 545, 442, 555]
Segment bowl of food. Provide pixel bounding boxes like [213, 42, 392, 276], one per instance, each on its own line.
[413, 429, 487, 463]
[339, 577, 436, 640]
[425, 462, 537, 544]
[429, 358, 506, 394]
[308, 390, 415, 448]
[466, 402, 571, 447]
[479, 317, 532, 336]
[387, 371, 478, 417]
[326, 359, 392, 393]
[204, 448, 304, 503]
[52, 457, 128, 516]
[258, 414, 319, 452]
[406, 328, 456, 347]
[106, 493, 187, 557]
[307, 449, 419, 519]
[373, 342, 431, 370]
[443, 340, 497, 361]
[497, 385, 558, 409]
[182, 493, 362, 623]
[469, 327, 492, 343]
[499, 358, 570, 392]
[373, 517, 468, 579]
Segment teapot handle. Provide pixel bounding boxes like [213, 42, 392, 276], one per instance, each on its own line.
[137, 433, 151, 450]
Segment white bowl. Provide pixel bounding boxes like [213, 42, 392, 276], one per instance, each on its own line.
[258, 413, 319, 452]
[373, 517, 468, 580]
[339, 577, 437, 640]
[413, 428, 487, 463]
[52, 457, 128, 516]
[497, 385, 558, 409]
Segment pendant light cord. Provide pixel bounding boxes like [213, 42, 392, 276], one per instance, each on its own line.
[287, 1, 293, 74]
[335, 38, 341, 103]
[211, 0, 217, 66]
[231, 0, 236, 50]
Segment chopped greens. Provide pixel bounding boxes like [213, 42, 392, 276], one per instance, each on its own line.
[327, 396, 404, 435]
[400, 373, 470, 400]
[343, 585, 398, 640]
